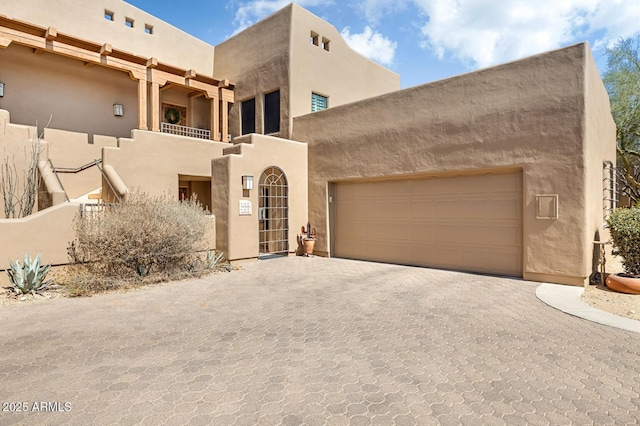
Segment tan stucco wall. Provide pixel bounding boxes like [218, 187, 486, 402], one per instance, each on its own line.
[102, 129, 228, 199]
[0, 202, 78, 269]
[0, 110, 41, 215]
[211, 134, 308, 260]
[0, 44, 138, 137]
[288, 6, 400, 125]
[44, 129, 118, 199]
[292, 43, 616, 286]
[582, 47, 619, 278]
[213, 6, 292, 139]
[214, 4, 400, 140]
[2, 0, 215, 76]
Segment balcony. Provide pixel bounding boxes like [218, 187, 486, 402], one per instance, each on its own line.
[161, 122, 211, 140]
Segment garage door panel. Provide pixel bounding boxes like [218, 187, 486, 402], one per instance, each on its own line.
[334, 171, 522, 277]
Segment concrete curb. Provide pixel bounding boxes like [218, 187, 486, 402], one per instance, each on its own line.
[536, 283, 640, 334]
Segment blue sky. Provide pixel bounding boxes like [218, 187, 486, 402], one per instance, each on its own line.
[126, 0, 640, 88]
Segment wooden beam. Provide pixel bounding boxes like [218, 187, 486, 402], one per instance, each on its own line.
[188, 91, 204, 98]
[45, 27, 57, 41]
[33, 48, 44, 55]
[84, 62, 95, 68]
[0, 27, 146, 77]
[146, 57, 158, 68]
[0, 36, 12, 48]
[220, 88, 234, 103]
[137, 78, 148, 130]
[150, 82, 160, 132]
[184, 69, 196, 79]
[100, 43, 112, 57]
[221, 99, 229, 142]
[211, 94, 219, 141]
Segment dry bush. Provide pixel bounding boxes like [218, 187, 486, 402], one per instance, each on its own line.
[70, 192, 212, 280]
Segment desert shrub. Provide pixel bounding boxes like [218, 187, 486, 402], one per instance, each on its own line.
[70, 192, 212, 278]
[607, 206, 640, 275]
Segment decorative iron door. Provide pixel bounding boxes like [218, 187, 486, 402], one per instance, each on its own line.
[258, 167, 289, 257]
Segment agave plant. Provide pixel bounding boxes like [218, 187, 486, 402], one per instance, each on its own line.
[206, 250, 225, 269]
[6, 252, 53, 294]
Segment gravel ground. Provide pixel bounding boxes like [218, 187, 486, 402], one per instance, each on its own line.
[581, 282, 640, 321]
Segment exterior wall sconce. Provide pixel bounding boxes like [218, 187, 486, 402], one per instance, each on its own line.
[0, 82, 4, 97]
[242, 175, 254, 190]
[113, 104, 124, 116]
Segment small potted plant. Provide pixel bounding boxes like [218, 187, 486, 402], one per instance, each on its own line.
[301, 222, 317, 256]
[605, 206, 640, 294]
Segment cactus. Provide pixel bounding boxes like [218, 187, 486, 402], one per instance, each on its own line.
[301, 222, 317, 239]
[206, 250, 225, 269]
[6, 252, 53, 294]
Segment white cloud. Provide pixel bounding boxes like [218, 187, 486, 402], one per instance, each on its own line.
[232, 0, 333, 34]
[409, 0, 640, 68]
[341, 26, 398, 65]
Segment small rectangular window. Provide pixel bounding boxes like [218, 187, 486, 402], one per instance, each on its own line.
[104, 10, 114, 21]
[310, 31, 319, 46]
[145, 24, 153, 34]
[125, 17, 134, 28]
[322, 37, 330, 51]
[311, 93, 328, 112]
[241, 98, 256, 135]
[264, 90, 280, 134]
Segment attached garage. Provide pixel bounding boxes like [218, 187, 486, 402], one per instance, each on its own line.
[331, 170, 523, 277]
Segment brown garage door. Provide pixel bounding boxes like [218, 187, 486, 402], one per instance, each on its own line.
[333, 171, 522, 276]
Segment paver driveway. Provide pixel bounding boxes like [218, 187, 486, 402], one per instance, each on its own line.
[0, 256, 639, 425]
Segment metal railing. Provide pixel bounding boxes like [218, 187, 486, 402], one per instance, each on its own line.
[161, 122, 211, 140]
[52, 158, 102, 173]
[46, 159, 70, 202]
[78, 202, 118, 219]
[95, 163, 122, 203]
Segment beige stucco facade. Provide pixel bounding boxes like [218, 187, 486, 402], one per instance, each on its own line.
[1, 0, 215, 75]
[291, 43, 616, 286]
[0, 1, 617, 286]
[214, 4, 400, 139]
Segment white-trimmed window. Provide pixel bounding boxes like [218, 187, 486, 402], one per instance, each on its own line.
[311, 93, 328, 112]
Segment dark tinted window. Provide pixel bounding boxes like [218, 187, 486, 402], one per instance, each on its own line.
[264, 90, 280, 134]
[241, 98, 255, 135]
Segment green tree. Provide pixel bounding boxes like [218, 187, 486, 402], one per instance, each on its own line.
[603, 36, 640, 202]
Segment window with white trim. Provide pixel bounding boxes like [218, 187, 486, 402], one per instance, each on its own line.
[311, 93, 328, 112]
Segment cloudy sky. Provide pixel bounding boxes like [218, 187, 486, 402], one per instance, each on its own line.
[127, 0, 640, 88]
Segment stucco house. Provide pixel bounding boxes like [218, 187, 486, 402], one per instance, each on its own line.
[0, 0, 616, 286]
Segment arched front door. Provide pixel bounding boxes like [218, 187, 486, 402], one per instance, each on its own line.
[258, 166, 289, 257]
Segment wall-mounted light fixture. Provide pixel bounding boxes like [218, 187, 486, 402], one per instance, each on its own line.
[113, 103, 124, 116]
[0, 82, 4, 97]
[242, 175, 254, 190]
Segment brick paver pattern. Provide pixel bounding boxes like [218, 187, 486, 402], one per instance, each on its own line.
[0, 256, 639, 425]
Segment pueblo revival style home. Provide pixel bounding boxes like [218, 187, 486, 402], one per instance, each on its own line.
[0, 0, 616, 286]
